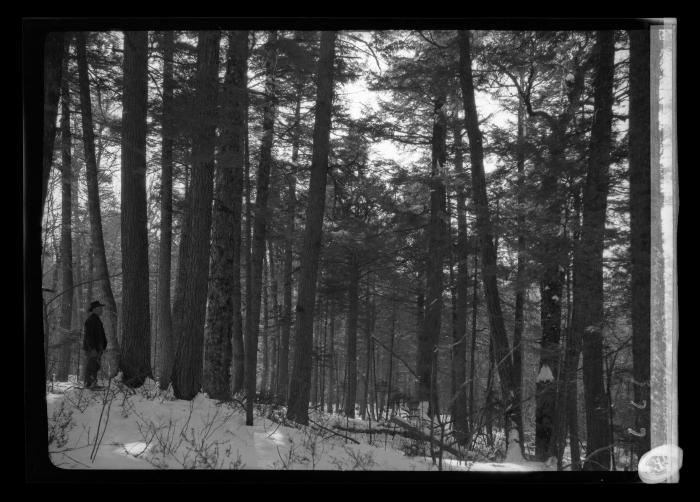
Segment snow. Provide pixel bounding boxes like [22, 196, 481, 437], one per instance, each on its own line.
[47, 375, 553, 471]
[536, 364, 554, 383]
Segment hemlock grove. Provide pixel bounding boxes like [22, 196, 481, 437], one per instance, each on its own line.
[38, 27, 658, 472]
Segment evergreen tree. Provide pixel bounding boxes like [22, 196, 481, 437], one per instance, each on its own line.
[119, 30, 152, 387]
[287, 31, 337, 425]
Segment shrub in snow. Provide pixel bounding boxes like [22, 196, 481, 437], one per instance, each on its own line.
[48, 401, 74, 449]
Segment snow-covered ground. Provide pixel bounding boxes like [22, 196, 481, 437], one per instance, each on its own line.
[47, 375, 555, 471]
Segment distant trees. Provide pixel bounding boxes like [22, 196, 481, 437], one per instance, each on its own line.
[76, 31, 120, 376]
[56, 37, 74, 382]
[245, 31, 279, 425]
[458, 30, 522, 457]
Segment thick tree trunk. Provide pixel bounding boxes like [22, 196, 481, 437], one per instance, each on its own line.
[575, 30, 615, 471]
[286, 31, 337, 425]
[343, 252, 360, 418]
[628, 28, 651, 461]
[458, 30, 522, 456]
[57, 42, 74, 382]
[42, 32, 64, 215]
[76, 32, 120, 376]
[277, 86, 301, 404]
[157, 31, 176, 391]
[171, 30, 220, 400]
[513, 96, 526, 443]
[536, 134, 566, 462]
[468, 246, 478, 430]
[419, 95, 448, 418]
[203, 30, 248, 401]
[451, 122, 469, 444]
[245, 31, 279, 425]
[119, 30, 152, 388]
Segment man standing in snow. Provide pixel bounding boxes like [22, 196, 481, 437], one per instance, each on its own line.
[83, 300, 108, 389]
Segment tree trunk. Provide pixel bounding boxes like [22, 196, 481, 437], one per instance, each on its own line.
[262, 254, 271, 394]
[244, 31, 279, 424]
[513, 94, 526, 443]
[385, 295, 396, 420]
[277, 85, 301, 404]
[458, 30, 522, 455]
[42, 32, 64, 215]
[419, 94, 448, 419]
[203, 30, 247, 400]
[268, 241, 280, 397]
[327, 300, 336, 413]
[286, 31, 337, 425]
[76, 31, 120, 376]
[57, 40, 74, 382]
[468, 245, 478, 430]
[451, 122, 469, 444]
[361, 279, 371, 419]
[628, 28, 651, 461]
[119, 30, 152, 388]
[415, 281, 424, 403]
[157, 31, 176, 391]
[171, 30, 220, 400]
[574, 30, 615, 471]
[535, 136, 566, 462]
[343, 252, 360, 418]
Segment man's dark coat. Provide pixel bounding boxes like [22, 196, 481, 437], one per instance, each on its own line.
[83, 312, 107, 353]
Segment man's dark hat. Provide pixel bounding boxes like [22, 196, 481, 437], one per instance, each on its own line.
[89, 300, 106, 312]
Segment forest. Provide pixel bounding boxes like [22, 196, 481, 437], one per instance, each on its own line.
[36, 26, 672, 473]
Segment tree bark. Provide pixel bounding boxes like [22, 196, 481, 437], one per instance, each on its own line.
[120, 30, 152, 388]
[157, 31, 176, 391]
[628, 28, 651, 461]
[513, 95, 526, 445]
[262, 254, 271, 393]
[76, 31, 120, 376]
[171, 30, 220, 400]
[468, 245, 478, 430]
[245, 31, 279, 425]
[419, 95, 447, 418]
[574, 30, 615, 471]
[203, 30, 248, 400]
[458, 30, 522, 455]
[268, 240, 280, 397]
[286, 31, 337, 425]
[451, 122, 469, 444]
[42, 32, 65, 215]
[57, 40, 74, 381]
